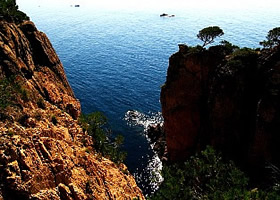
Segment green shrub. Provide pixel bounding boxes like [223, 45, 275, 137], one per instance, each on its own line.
[0, 0, 29, 24]
[260, 27, 280, 49]
[0, 77, 31, 111]
[232, 47, 257, 59]
[220, 40, 240, 54]
[79, 112, 127, 164]
[150, 146, 280, 200]
[227, 47, 258, 70]
[187, 45, 204, 54]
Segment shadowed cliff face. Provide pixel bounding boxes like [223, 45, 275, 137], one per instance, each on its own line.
[0, 21, 144, 200]
[160, 47, 223, 162]
[161, 45, 280, 174]
[250, 47, 280, 170]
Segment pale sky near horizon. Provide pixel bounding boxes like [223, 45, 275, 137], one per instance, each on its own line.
[17, 0, 280, 12]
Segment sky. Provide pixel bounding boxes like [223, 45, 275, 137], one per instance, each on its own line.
[17, 0, 280, 12]
[84, 0, 280, 10]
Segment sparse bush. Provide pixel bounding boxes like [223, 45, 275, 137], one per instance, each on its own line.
[150, 146, 280, 200]
[187, 45, 204, 54]
[232, 47, 257, 58]
[79, 112, 127, 164]
[227, 47, 258, 70]
[220, 40, 240, 54]
[0, 77, 31, 111]
[260, 27, 280, 49]
[150, 146, 249, 200]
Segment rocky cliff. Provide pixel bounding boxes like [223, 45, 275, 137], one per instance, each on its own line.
[161, 44, 280, 177]
[0, 21, 144, 200]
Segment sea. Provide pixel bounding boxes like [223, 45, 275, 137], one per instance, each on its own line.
[17, 0, 280, 195]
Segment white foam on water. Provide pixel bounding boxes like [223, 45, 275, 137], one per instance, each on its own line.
[124, 110, 164, 194]
[124, 110, 163, 131]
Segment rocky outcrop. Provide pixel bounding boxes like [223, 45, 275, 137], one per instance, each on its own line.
[0, 21, 144, 200]
[160, 46, 223, 162]
[146, 124, 168, 163]
[0, 21, 80, 119]
[161, 44, 280, 175]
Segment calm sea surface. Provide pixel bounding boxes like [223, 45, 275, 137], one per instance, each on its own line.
[17, 0, 279, 195]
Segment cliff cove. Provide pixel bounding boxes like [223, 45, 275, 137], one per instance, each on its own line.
[1, 0, 280, 198]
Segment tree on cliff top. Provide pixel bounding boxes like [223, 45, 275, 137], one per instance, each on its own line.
[197, 26, 224, 47]
[260, 27, 280, 48]
[0, 0, 29, 24]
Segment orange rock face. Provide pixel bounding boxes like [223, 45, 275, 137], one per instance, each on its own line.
[0, 21, 144, 199]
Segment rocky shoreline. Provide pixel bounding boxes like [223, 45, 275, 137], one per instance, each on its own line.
[146, 124, 168, 164]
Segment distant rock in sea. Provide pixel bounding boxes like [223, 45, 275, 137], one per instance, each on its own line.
[160, 13, 168, 17]
[160, 13, 175, 17]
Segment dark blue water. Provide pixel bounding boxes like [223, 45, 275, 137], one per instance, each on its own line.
[17, 0, 280, 195]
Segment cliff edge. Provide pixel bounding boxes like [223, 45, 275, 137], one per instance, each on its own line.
[0, 21, 144, 200]
[161, 44, 280, 178]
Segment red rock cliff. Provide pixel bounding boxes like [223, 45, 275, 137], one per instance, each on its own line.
[161, 44, 280, 175]
[160, 46, 222, 162]
[0, 21, 144, 200]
